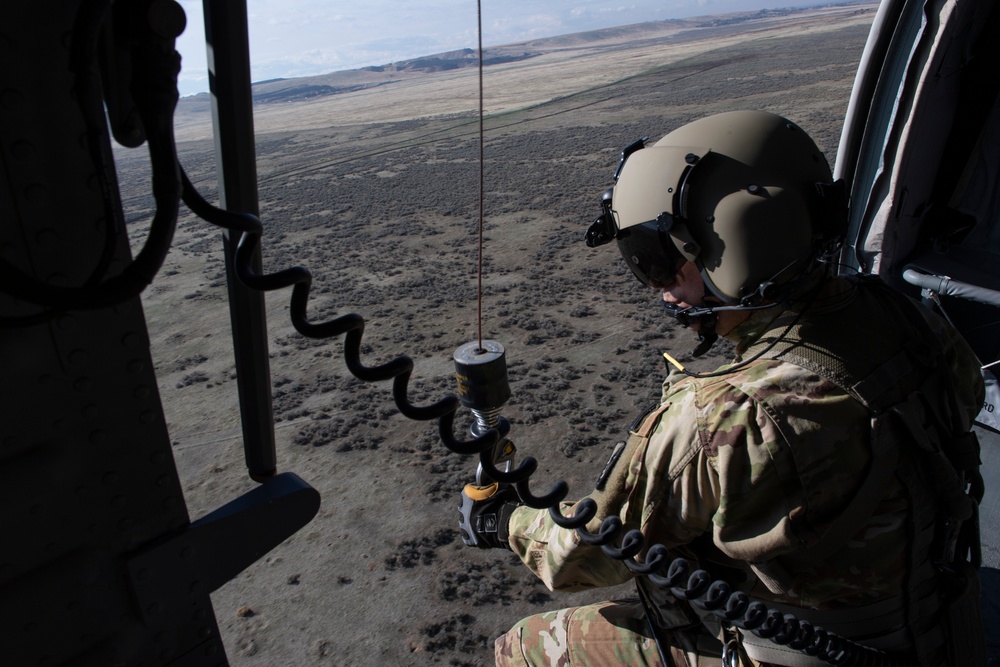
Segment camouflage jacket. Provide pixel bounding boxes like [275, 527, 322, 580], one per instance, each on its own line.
[507, 277, 984, 617]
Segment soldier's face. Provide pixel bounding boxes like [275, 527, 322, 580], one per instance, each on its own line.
[658, 260, 706, 311]
[657, 260, 751, 335]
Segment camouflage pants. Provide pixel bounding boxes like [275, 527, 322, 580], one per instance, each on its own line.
[494, 598, 701, 667]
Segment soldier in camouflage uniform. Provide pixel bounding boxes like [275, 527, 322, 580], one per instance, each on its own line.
[459, 111, 985, 666]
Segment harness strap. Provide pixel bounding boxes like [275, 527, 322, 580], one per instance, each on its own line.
[635, 401, 673, 438]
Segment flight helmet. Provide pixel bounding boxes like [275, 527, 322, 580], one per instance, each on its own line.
[587, 110, 846, 304]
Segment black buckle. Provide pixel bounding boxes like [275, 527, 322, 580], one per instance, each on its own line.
[613, 136, 648, 181]
[585, 187, 617, 247]
[587, 137, 648, 247]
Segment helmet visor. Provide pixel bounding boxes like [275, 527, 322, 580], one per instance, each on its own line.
[616, 216, 687, 288]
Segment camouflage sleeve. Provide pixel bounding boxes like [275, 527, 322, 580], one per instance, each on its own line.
[506, 379, 719, 591]
[503, 432, 649, 591]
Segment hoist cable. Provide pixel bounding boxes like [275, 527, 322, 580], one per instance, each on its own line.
[476, 0, 486, 350]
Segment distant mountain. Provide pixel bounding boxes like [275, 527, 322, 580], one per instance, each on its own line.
[175, 2, 870, 112]
[247, 48, 542, 104]
[175, 17, 690, 113]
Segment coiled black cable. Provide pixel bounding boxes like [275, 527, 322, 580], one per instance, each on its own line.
[465, 447, 911, 667]
[182, 170, 579, 526]
[178, 172, 492, 438]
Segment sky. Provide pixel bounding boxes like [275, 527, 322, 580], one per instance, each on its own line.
[175, 0, 835, 97]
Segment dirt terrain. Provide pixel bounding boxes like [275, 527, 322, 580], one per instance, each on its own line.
[115, 4, 877, 665]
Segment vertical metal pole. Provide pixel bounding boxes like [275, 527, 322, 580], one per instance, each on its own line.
[203, 0, 277, 480]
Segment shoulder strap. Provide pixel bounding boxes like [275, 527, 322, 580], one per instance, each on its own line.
[745, 279, 935, 411]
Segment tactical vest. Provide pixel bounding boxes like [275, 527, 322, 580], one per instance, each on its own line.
[726, 277, 986, 667]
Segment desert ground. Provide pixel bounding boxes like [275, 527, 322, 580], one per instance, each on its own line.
[114, 4, 878, 665]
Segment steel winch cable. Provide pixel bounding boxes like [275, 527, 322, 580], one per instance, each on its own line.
[476, 0, 486, 351]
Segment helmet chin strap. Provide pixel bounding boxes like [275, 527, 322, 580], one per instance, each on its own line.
[662, 296, 787, 358]
[661, 263, 810, 358]
[662, 302, 719, 357]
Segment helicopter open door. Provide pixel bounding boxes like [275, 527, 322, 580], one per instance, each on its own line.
[833, 0, 1000, 660]
[834, 0, 1000, 396]
[0, 2, 320, 665]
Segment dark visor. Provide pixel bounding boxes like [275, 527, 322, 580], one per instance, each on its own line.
[616, 214, 687, 288]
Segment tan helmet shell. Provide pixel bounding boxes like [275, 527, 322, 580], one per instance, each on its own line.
[612, 110, 833, 302]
